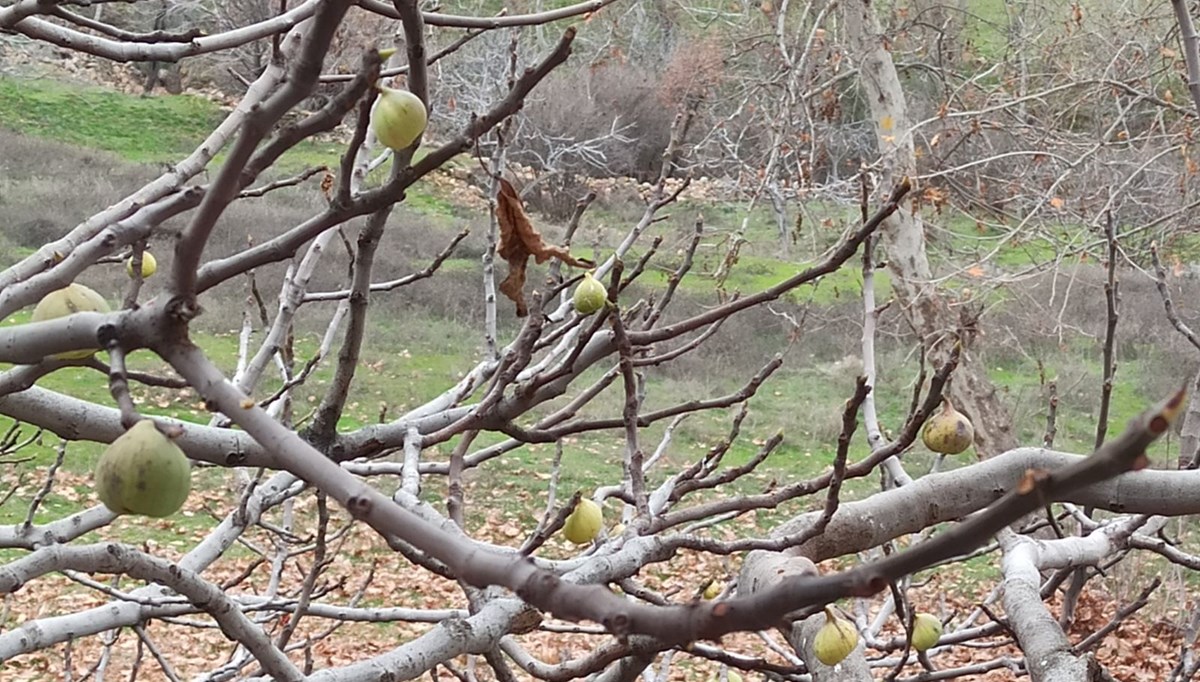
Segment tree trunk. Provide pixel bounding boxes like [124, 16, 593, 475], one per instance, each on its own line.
[841, 0, 1016, 456]
[738, 552, 871, 680]
[1177, 371, 1200, 468]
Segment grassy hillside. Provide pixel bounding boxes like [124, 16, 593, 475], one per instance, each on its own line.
[0, 77, 220, 162]
[0, 76, 345, 167]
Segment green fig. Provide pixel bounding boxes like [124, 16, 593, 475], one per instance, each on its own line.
[573, 272, 607, 315]
[95, 420, 192, 518]
[125, 251, 157, 279]
[562, 498, 602, 545]
[911, 612, 942, 652]
[371, 85, 427, 150]
[702, 579, 724, 600]
[813, 607, 858, 666]
[31, 283, 111, 359]
[921, 398, 974, 454]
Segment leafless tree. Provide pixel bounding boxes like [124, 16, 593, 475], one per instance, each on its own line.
[1, 2, 1200, 682]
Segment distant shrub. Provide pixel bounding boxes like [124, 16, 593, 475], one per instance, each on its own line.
[517, 59, 674, 180]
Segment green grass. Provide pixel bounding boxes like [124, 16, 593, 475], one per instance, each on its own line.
[961, 0, 1014, 63]
[0, 77, 221, 162]
[0, 77, 455, 214]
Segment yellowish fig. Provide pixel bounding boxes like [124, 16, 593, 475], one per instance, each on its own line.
[562, 498, 602, 545]
[911, 612, 942, 652]
[921, 398, 974, 454]
[371, 85, 427, 150]
[95, 420, 192, 518]
[702, 579, 724, 600]
[31, 283, 111, 359]
[573, 272, 607, 315]
[125, 251, 157, 279]
[813, 607, 858, 666]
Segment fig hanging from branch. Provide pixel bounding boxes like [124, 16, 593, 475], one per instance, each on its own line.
[371, 84, 427, 151]
[922, 398, 975, 455]
[496, 178, 593, 316]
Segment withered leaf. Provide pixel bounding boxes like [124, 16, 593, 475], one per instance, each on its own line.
[320, 170, 335, 200]
[497, 178, 593, 316]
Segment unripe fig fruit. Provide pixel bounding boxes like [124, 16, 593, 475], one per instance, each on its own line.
[562, 498, 603, 545]
[813, 607, 858, 666]
[125, 251, 157, 279]
[702, 579, 724, 600]
[31, 283, 111, 359]
[95, 420, 191, 518]
[911, 612, 942, 652]
[573, 272, 607, 315]
[371, 85, 427, 150]
[921, 398, 974, 454]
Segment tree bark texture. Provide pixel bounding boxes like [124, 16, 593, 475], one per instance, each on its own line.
[841, 0, 1017, 457]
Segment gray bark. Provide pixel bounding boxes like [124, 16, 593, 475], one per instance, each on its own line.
[1177, 371, 1200, 468]
[841, 0, 1016, 456]
[739, 545, 870, 679]
[998, 517, 1152, 681]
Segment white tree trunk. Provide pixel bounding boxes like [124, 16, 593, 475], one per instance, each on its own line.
[841, 0, 1016, 456]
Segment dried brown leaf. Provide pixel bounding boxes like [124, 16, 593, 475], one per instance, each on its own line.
[497, 178, 593, 316]
[320, 170, 335, 200]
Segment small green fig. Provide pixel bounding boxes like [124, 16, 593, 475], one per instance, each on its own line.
[702, 579, 724, 600]
[562, 498, 603, 545]
[921, 398, 974, 454]
[95, 420, 192, 518]
[573, 272, 607, 315]
[813, 607, 858, 666]
[371, 85, 427, 150]
[125, 251, 157, 279]
[911, 612, 943, 652]
[31, 283, 111, 360]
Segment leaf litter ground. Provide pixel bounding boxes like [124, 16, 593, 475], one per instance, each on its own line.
[1, 468, 1192, 680]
